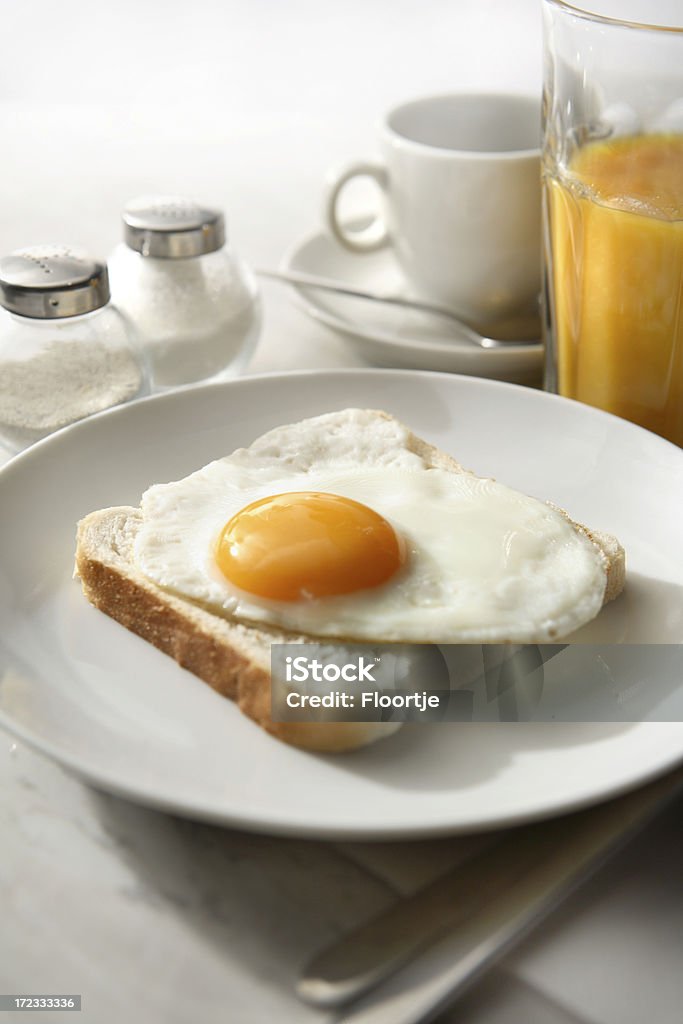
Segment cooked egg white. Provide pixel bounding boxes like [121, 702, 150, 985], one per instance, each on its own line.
[132, 409, 607, 643]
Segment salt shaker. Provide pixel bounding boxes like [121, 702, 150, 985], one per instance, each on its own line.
[108, 196, 262, 390]
[0, 246, 147, 453]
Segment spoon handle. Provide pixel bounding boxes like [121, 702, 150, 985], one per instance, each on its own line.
[256, 268, 541, 350]
[258, 267, 463, 319]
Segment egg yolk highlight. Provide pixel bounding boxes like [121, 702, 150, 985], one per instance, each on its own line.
[216, 491, 405, 601]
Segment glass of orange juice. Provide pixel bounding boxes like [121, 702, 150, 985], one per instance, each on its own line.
[542, 0, 683, 446]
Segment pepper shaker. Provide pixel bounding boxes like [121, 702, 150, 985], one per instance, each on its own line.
[108, 196, 262, 390]
[0, 246, 147, 452]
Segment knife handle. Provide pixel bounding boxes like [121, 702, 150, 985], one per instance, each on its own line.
[298, 765, 683, 1017]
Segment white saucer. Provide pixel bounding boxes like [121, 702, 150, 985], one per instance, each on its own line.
[283, 225, 544, 384]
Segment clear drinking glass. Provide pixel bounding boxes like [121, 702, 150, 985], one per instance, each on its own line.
[542, 0, 683, 446]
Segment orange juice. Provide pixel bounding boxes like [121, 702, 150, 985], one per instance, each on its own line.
[547, 134, 683, 446]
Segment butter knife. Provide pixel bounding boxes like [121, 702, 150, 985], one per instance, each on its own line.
[298, 765, 683, 1021]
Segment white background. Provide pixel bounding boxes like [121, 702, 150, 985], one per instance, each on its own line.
[2, 3, 682, 1024]
[0, 0, 540, 265]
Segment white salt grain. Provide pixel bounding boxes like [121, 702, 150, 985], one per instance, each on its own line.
[0, 339, 142, 444]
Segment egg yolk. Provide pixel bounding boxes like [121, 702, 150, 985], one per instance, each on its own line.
[216, 492, 405, 601]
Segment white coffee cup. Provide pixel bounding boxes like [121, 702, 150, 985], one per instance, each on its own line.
[324, 93, 541, 326]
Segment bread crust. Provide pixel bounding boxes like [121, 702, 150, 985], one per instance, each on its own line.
[75, 507, 399, 752]
[74, 409, 625, 752]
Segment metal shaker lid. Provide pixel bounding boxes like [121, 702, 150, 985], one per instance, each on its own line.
[122, 195, 226, 258]
[0, 246, 110, 319]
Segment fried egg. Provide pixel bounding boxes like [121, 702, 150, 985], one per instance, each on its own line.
[132, 409, 608, 642]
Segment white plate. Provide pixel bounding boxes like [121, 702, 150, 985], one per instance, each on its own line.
[284, 225, 543, 384]
[1, 370, 682, 839]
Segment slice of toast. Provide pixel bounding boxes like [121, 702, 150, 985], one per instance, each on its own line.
[74, 409, 625, 752]
[75, 505, 401, 752]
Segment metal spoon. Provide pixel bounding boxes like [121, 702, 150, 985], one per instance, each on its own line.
[257, 268, 542, 350]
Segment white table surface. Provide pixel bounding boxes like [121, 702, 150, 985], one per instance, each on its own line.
[1, 2, 682, 1022]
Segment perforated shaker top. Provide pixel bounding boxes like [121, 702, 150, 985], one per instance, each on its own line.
[122, 195, 226, 258]
[0, 246, 110, 319]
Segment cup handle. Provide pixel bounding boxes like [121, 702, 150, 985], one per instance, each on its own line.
[323, 161, 390, 253]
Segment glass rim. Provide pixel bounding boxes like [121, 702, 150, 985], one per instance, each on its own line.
[544, 0, 683, 34]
